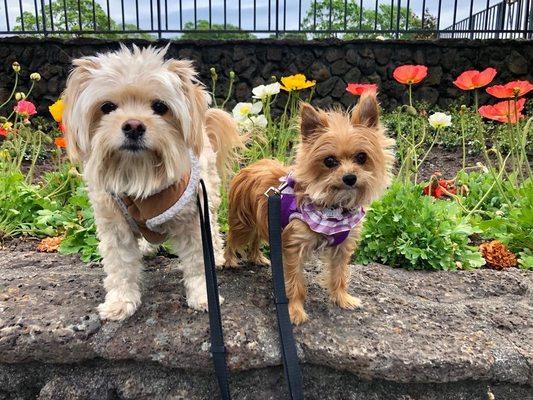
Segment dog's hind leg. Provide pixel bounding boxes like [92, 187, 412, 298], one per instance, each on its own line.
[248, 231, 270, 266]
[138, 238, 159, 257]
[223, 221, 250, 268]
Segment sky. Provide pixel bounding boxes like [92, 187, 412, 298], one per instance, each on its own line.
[0, 0, 515, 35]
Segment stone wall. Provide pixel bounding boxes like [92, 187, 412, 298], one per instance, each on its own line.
[1, 249, 532, 399]
[0, 37, 532, 114]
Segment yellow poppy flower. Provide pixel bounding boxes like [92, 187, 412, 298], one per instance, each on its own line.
[49, 98, 64, 123]
[280, 74, 316, 92]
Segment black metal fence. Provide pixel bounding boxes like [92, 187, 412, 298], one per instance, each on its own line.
[0, 0, 532, 39]
[441, 0, 533, 38]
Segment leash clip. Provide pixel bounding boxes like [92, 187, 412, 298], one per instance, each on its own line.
[264, 182, 288, 198]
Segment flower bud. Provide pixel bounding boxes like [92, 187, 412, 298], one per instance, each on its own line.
[43, 135, 53, 144]
[12, 62, 20, 72]
[68, 166, 82, 178]
[271, 76, 277, 82]
[30, 72, 41, 81]
[210, 67, 218, 80]
[404, 105, 417, 116]
[229, 71, 235, 80]
[15, 92, 26, 101]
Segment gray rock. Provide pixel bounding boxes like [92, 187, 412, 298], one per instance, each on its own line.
[0, 250, 532, 399]
[309, 61, 331, 82]
[507, 50, 528, 75]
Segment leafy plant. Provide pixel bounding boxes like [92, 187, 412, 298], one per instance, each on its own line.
[356, 182, 485, 270]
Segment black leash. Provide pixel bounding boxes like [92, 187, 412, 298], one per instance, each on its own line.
[197, 179, 231, 400]
[266, 187, 305, 400]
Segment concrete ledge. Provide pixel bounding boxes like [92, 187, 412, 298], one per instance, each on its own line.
[0, 249, 531, 399]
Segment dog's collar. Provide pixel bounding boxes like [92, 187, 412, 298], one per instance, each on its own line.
[111, 150, 200, 244]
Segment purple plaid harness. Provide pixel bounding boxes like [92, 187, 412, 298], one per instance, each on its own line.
[279, 174, 365, 246]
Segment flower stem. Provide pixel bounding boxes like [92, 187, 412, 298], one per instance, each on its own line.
[221, 73, 235, 110]
[0, 72, 19, 110]
[460, 113, 466, 171]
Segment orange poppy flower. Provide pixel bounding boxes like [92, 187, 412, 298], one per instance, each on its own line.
[478, 98, 526, 124]
[54, 136, 67, 148]
[58, 122, 67, 134]
[393, 65, 428, 85]
[346, 83, 378, 96]
[453, 68, 497, 90]
[486, 80, 533, 99]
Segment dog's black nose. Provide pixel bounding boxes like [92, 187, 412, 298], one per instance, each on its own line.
[122, 119, 146, 140]
[342, 174, 357, 186]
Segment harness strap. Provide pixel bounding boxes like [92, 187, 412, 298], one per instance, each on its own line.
[197, 179, 231, 400]
[267, 191, 305, 400]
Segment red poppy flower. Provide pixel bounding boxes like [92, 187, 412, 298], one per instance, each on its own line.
[393, 65, 428, 85]
[13, 100, 37, 118]
[486, 80, 533, 99]
[453, 68, 497, 91]
[58, 122, 67, 134]
[346, 83, 378, 96]
[54, 136, 67, 149]
[0, 128, 7, 137]
[423, 178, 456, 199]
[478, 98, 526, 124]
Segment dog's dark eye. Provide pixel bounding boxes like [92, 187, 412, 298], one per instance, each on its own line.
[151, 100, 169, 115]
[100, 102, 117, 114]
[324, 156, 339, 169]
[354, 152, 368, 165]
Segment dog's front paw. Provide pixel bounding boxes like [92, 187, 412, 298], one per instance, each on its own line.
[331, 292, 362, 310]
[187, 285, 224, 311]
[98, 290, 141, 321]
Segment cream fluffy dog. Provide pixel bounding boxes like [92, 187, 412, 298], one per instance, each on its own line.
[63, 45, 241, 321]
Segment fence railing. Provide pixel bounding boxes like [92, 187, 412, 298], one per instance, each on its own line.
[440, 0, 533, 39]
[0, 0, 532, 39]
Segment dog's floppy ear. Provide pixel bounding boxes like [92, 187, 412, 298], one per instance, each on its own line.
[300, 102, 328, 143]
[351, 91, 380, 128]
[167, 59, 209, 156]
[62, 57, 100, 163]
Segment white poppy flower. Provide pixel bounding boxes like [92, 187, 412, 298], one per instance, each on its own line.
[252, 82, 281, 100]
[428, 112, 452, 129]
[232, 102, 263, 122]
[238, 114, 268, 130]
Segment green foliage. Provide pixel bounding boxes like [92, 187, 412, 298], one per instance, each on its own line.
[356, 182, 486, 271]
[0, 166, 100, 262]
[14, 0, 153, 39]
[181, 20, 256, 40]
[302, 1, 437, 39]
[460, 172, 533, 268]
[58, 186, 99, 262]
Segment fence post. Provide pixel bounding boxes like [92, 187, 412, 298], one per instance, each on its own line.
[527, 0, 533, 39]
[40, 0, 47, 36]
[156, 0, 162, 39]
[495, 1, 505, 39]
[275, 0, 279, 38]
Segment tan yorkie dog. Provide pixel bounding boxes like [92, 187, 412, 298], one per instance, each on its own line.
[224, 92, 394, 324]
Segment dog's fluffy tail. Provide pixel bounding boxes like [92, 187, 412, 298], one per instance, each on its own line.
[205, 108, 245, 179]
